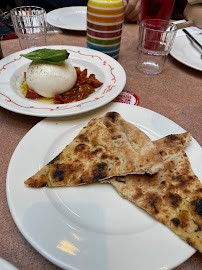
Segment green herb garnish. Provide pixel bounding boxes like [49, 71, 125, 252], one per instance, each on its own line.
[20, 48, 69, 64]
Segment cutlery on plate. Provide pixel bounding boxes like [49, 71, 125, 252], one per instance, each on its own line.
[183, 29, 202, 49]
[183, 29, 202, 58]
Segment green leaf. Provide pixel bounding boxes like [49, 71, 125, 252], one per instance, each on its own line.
[20, 48, 69, 64]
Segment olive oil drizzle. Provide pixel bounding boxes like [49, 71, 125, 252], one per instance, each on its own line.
[20, 77, 54, 104]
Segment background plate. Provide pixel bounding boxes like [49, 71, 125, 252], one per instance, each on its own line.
[47, 7, 87, 31]
[170, 34, 202, 71]
[6, 103, 201, 270]
[0, 45, 126, 117]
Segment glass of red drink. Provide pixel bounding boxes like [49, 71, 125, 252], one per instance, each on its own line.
[136, 19, 177, 75]
[140, 0, 175, 21]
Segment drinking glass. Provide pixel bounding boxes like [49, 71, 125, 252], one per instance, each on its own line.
[10, 6, 47, 50]
[140, 0, 175, 21]
[136, 19, 177, 75]
[87, 0, 124, 60]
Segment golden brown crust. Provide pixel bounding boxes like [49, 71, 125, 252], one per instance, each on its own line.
[108, 132, 202, 253]
[24, 112, 163, 188]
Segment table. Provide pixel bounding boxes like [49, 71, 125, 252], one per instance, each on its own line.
[0, 23, 201, 270]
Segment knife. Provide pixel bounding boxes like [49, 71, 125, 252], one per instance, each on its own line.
[182, 29, 202, 57]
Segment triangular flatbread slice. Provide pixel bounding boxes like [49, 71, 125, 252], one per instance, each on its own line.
[24, 112, 163, 188]
[107, 132, 202, 253]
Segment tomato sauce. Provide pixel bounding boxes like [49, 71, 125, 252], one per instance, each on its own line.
[26, 88, 42, 99]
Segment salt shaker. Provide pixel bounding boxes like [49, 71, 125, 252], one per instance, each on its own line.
[87, 0, 124, 60]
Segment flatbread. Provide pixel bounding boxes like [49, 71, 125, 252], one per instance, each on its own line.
[24, 112, 163, 188]
[107, 132, 202, 253]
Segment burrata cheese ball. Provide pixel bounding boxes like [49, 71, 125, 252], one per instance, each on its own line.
[26, 60, 77, 98]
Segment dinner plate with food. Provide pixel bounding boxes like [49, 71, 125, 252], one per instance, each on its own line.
[6, 102, 202, 270]
[0, 46, 126, 117]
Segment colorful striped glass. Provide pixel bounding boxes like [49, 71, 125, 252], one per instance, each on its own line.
[87, 0, 124, 60]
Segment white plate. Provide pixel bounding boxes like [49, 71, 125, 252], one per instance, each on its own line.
[7, 103, 201, 270]
[47, 7, 87, 31]
[0, 258, 18, 270]
[0, 45, 126, 117]
[170, 33, 202, 71]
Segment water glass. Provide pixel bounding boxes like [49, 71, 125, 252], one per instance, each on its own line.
[137, 19, 177, 75]
[10, 6, 47, 50]
[140, 0, 175, 21]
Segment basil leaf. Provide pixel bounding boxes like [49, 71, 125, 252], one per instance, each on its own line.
[20, 48, 69, 64]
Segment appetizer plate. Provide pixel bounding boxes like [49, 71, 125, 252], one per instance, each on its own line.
[0, 45, 126, 117]
[7, 103, 201, 270]
[170, 33, 202, 71]
[47, 6, 87, 31]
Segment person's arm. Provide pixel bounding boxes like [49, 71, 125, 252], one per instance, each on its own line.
[184, 3, 202, 29]
[123, 0, 141, 22]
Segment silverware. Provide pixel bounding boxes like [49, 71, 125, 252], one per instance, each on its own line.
[183, 29, 202, 59]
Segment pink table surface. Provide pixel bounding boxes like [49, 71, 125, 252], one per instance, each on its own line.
[0, 23, 201, 269]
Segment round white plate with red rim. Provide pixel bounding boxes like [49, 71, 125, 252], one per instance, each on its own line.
[47, 6, 87, 31]
[6, 102, 201, 270]
[0, 45, 126, 117]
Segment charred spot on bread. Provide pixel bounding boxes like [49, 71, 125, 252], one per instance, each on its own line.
[160, 181, 166, 185]
[78, 134, 89, 142]
[168, 193, 182, 208]
[114, 176, 126, 183]
[53, 165, 65, 182]
[175, 175, 186, 186]
[112, 135, 122, 140]
[146, 193, 161, 214]
[24, 174, 48, 188]
[167, 134, 179, 142]
[191, 198, 202, 217]
[79, 179, 85, 184]
[193, 220, 202, 232]
[74, 143, 89, 153]
[92, 162, 108, 181]
[106, 112, 119, 122]
[91, 148, 103, 156]
[171, 218, 180, 227]
[101, 154, 108, 159]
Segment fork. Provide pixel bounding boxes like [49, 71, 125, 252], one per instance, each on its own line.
[183, 29, 202, 59]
